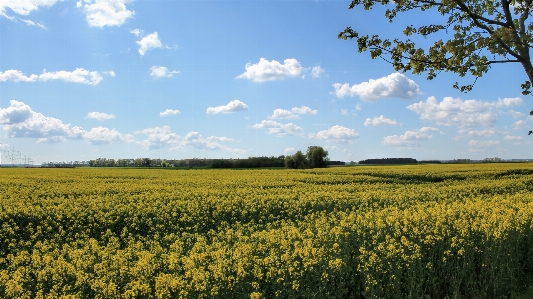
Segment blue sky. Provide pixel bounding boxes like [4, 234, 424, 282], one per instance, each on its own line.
[0, 0, 530, 164]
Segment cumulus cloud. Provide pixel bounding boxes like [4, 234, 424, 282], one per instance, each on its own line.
[311, 66, 325, 78]
[503, 135, 523, 141]
[332, 73, 421, 101]
[270, 109, 298, 119]
[270, 106, 318, 119]
[514, 120, 528, 130]
[236, 58, 303, 82]
[179, 132, 243, 153]
[407, 96, 523, 128]
[103, 70, 116, 77]
[150, 66, 179, 78]
[316, 125, 359, 143]
[137, 32, 162, 56]
[79, 0, 134, 28]
[284, 147, 295, 154]
[130, 28, 142, 36]
[160, 109, 180, 117]
[252, 120, 304, 136]
[0, 143, 8, 148]
[508, 110, 524, 118]
[0, 100, 84, 140]
[364, 115, 398, 126]
[87, 112, 115, 121]
[0, 100, 129, 144]
[291, 106, 317, 115]
[468, 140, 500, 148]
[383, 127, 439, 148]
[0, 68, 103, 85]
[135, 126, 180, 149]
[83, 126, 132, 145]
[206, 100, 248, 114]
[457, 128, 499, 137]
[341, 109, 348, 115]
[0, 0, 56, 20]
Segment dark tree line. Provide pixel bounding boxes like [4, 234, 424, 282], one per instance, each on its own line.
[285, 146, 330, 169]
[88, 147, 333, 169]
[210, 156, 286, 168]
[359, 158, 418, 165]
[88, 157, 287, 168]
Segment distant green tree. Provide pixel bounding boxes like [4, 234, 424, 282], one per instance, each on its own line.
[285, 150, 307, 169]
[306, 146, 329, 168]
[142, 158, 152, 168]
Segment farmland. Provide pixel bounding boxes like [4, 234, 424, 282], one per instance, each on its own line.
[0, 164, 532, 298]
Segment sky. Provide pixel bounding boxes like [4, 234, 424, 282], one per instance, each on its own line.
[0, 0, 530, 164]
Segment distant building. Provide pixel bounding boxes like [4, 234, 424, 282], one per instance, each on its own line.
[328, 161, 346, 166]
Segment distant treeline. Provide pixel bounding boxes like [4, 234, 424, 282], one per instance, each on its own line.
[358, 158, 418, 165]
[88, 156, 287, 168]
[87, 156, 346, 168]
[211, 156, 286, 168]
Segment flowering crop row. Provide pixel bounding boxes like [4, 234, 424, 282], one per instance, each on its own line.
[0, 164, 532, 298]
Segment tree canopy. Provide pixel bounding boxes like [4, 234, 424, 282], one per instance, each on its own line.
[285, 146, 330, 169]
[306, 146, 330, 168]
[338, 0, 533, 95]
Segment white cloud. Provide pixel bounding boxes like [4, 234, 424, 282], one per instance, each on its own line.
[252, 120, 304, 136]
[284, 147, 295, 154]
[83, 126, 132, 145]
[236, 58, 303, 82]
[383, 127, 439, 148]
[87, 112, 115, 121]
[137, 32, 162, 56]
[149, 66, 179, 78]
[316, 125, 359, 143]
[363, 115, 398, 126]
[160, 109, 180, 117]
[80, 0, 134, 28]
[270, 109, 298, 119]
[0, 68, 103, 85]
[206, 100, 248, 114]
[0, 100, 84, 140]
[291, 105, 317, 115]
[104, 70, 116, 77]
[457, 128, 499, 137]
[37, 136, 66, 144]
[311, 66, 325, 78]
[508, 110, 524, 118]
[341, 109, 348, 115]
[0, 100, 129, 145]
[503, 135, 523, 140]
[270, 106, 318, 119]
[332, 73, 421, 101]
[514, 120, 528, 130]
[0, 143, 8, 148]
[130, 28, 142, 36]
[355, 104, 362, 111]
[0, 0, 57, 19]
[179, 131, 243, 153]
[19, 18, 46, 29]
[468, 140, 500, 148]
[407, 96, 524, 128]
[136, 126, 180, 149]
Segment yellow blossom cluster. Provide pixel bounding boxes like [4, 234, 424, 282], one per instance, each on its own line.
[0, 164, 532, 298]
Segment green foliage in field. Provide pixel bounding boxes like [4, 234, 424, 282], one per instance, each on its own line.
[0, 164, 533, 298]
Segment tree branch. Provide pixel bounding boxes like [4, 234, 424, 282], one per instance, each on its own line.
[487, 59, 521, 64]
